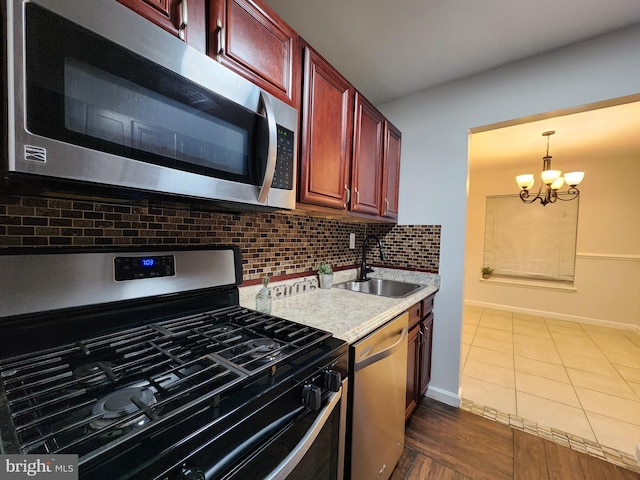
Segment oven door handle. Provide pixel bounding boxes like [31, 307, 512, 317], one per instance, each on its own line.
[264, 386, 343, 480]
[257, 91, 277, 203]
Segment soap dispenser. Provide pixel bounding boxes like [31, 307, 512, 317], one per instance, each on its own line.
[255, 275, 272, 314]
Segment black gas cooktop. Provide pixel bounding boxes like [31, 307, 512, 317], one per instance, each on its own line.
[0, 305, 331, 458]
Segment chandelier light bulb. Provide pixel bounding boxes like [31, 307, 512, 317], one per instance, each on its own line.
[564, 171, 585, 187]
[516, 174, 535, 190]
[541, 169, 562, 185]
[550, 176, 565, 190]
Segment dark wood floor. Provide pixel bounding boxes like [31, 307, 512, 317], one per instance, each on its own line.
[391, 398, 640, 480]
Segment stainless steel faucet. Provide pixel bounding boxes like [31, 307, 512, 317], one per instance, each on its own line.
[359, 235, 386, 281]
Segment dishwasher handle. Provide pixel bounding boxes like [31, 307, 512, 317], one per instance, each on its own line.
[355, 326, 408, 372]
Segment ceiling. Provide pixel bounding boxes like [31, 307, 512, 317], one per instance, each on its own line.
[263, 0, 640, 171]
[468, 99, 640, 171]
[263, 0, 640, 105]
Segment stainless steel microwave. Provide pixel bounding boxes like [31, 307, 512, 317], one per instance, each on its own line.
[2, 0, 298, 210]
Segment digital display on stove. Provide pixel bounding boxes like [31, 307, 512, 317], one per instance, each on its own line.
[114, 255, 175, 281]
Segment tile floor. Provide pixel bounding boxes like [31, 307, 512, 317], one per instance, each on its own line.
[460, 305, 640, 470]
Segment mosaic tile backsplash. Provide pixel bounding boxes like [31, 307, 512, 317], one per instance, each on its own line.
[0, 194, 440, 282]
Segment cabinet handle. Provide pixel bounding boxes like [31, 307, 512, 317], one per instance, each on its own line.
[384, 198, 389, 215]
[344, 185, 351, 208]
[418, 329, 423, 347]
[215, 19, 225, 56]
[355, 188, 360, 205]
[178, 0, 188, 40]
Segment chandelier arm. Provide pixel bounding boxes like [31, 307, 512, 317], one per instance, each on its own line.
[539, 187, 551, 206]
[519, 188, 543, 204]
[554, 187, 580, 201]
[534, 185, 555, 206]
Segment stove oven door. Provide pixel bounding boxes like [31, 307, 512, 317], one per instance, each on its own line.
[262, 377, 347, 480]
[156, 370, 348, 480]
[218, 377, 348, 480]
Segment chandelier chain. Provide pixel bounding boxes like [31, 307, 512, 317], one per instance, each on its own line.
[546, 134, 550, 157]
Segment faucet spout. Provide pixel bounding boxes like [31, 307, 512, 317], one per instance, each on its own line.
[359, 235, 385, 281]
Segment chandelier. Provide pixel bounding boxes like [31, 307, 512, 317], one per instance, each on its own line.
[515, 131, 584, 206]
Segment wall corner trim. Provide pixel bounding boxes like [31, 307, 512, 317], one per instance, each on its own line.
[425, 385, 461, 408]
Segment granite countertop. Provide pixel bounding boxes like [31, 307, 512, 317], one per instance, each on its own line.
[239, 268, 440, 344]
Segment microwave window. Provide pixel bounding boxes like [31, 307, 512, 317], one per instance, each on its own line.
[24, 3, 264, 186]
[64, 59, 248, 177]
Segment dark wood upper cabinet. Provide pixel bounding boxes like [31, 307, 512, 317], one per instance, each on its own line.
[382, 122, 401, 220]
[208, 0, 299, 106]
[351, 93, 384, 216]
[117, 0, 206, 52]
[300, 81, 402, 221]
[298, 44, 354, 209]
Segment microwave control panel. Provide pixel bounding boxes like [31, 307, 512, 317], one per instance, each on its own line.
[272, 126, 294, 190]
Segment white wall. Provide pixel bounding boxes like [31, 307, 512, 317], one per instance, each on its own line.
[378, 24, 640, 406]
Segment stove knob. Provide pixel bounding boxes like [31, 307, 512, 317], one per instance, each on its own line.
[176, 465, 205, 480]
[324, 370, 342, 392]
[302, 383, 322, 411]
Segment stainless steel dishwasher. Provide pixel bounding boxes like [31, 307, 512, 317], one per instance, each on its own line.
[349, 312, 408, 480]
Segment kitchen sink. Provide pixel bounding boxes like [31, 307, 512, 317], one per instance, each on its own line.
[334, 278, 425, 298]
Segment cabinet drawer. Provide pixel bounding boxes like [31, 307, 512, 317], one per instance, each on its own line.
[421, 293, 435, 315]
[407, 302, 421, 328]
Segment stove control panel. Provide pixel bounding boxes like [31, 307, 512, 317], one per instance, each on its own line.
[114, 255, 176, 281]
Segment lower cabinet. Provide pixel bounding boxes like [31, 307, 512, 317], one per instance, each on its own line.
[419, 312, 433, 396]
[405, 293, 435, 420]
[406, 329, 420, 417]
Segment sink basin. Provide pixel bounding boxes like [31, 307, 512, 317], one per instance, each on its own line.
[334, 278, 425, 298]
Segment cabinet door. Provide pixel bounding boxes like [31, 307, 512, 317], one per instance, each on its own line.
[419, 313, 434, 396]
[209, 0, 299, 105]
[299, 45, 354, 209]
[382, 122, 401, 220]
[117, 0, 206, 52]
[405, 323, 420, 421]
[351, 93, 384, 215]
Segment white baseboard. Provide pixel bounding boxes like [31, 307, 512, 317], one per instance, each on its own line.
[425, 385, 461, 407]
[464, 300, 640, 335]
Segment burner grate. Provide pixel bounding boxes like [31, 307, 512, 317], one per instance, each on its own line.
[0, 306, 331, 460]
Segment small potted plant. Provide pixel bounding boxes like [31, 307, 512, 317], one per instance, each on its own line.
[318, 262, 334, 289]
[481, 266, 493, 279]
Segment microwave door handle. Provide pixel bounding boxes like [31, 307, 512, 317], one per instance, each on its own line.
[257, 92, 277, 203]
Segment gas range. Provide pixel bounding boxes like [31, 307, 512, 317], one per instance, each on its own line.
[0, 247, 348, 480]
